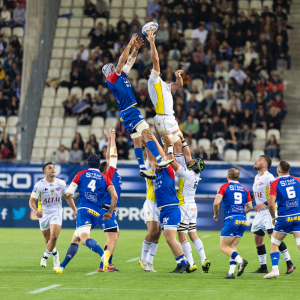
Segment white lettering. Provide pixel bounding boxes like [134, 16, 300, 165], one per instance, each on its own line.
[118, 207, 129, 221]
[63, 207, 74, 220]
[13, 174, 31, 189]
[1, 208, 7, 220]
[246, 211, 256, 226]
[0, 174, 12, 189]
[129, 207, 140, 221]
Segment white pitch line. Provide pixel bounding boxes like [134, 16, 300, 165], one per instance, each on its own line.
[29, 284, 62, 294]
[60, 288, 215, 292]
[201, 235, 211, 238]
[126, 257, 140, 262]
[85, 271, 98, 276]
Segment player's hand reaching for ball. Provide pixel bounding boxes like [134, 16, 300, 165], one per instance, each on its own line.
[175, 70, 184, 77]
[35, 210, 43, 218]
[134, 37, 144, 49]
[104, 129, 111, 141]
[146, 30, 155, 43]
[163, 136, 174, 146]
[102, 212, 112, 221]
[129, 33, 138, 46]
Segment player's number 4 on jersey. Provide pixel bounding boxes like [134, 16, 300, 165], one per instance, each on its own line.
[88, 180, 96, 192]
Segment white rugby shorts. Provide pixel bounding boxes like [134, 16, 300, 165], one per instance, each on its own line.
[180, 203, 198, 225]
[154, 114, 179, 135]
[143, 199, 160, 224]
[39, 210, 63, 231]
[251, 209, 273, 233]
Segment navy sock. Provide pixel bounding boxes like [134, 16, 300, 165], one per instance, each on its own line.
[134, 148, 146, 170]
[109, 254, 113, 264]
[86, 239, 104, 257]
[146, 141, 162, 163]
[60, 243, 78, 268]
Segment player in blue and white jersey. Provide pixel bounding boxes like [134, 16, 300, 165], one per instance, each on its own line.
[53, 154, 118, 274]
[264, 161, 300, 279]
[213, 168, 253, 279]
[102, 33, 173, 180]
[154, 164, 190, 273]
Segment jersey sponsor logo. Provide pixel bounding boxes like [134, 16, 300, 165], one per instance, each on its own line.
[41, 223, 48, 229]
[286, 199, 299, 208]
[254, 192, 263, 198]
[43, 197, 61, 203]
[129, 123, 133, 128]
[56, 187, 62, 191]
[231, 205, 244, 213]
[229, 185, 244, 191]
[280, 179, 295, 186]
[258, 182, 264, 186]
[85, 192, 97, 202]
[87, 209, 100, 217]
[286, 216, 300, 222]
[44, 188, 48, 192]
[86, 172, 102, 179]
[234, 220, 247, 225]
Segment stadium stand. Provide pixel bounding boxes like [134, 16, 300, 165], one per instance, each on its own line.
[27, 0, 292, 163]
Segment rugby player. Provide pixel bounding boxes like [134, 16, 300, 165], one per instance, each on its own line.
[264, 161, 300, 279]
[97, 128, 122, 272]
[53, 154, 118, 274]
[144, 31, 184, 154]
[29, 162, 77, 269]
[252, 155, 295, 274]
[102, 33, 173, 180]
[163, 135, 210, 273]
[213, 168, 253, 279]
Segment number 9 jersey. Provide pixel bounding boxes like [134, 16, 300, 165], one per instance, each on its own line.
[217, 181, 252, 218]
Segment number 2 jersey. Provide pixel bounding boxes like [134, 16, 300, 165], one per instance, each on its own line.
[217, 181, 252, 218]
[71, 168, 113, 214]
[253, 171, 275, 208]
[270, 175, 300, 217]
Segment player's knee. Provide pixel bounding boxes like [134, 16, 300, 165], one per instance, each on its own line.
[254, 234, 264, 246]
[50, 233, 59, 241]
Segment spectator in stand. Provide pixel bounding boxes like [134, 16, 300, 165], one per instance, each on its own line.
[12, 73, 21, 96]
[83, 142, 95, 160]
[88, 22, 105, 49]
[224, 125, 239, 151]
[186, 136, 195, 157]
[242, 94, 255, 113]
[147, 0, 160, 18]
[200, 92, 216, 119]
[0, 91, 7, 115]
[116, 136, 128, 160]
[256, 76, 269, 94]
[129, 24, 143, 40]
[84, 0, 97, 18]
[114, 34, 127, 54]
[197, 146, 208, 161]
[0, 143, 13, 159]
[98, 135, 109, 153]
[106, 93, 119, 119]
[105, 24, 117, 49]
[215, 103, 227, 126]
[71, 52, 87, 73]
[243, 107, 253, 128]
[1, 5, 11, 27]
[13, 1, 25, 27]
[213, 76, 228, 100]
[191, 23, 208, 47]
[87, 134, 98, 152]
[239, 123, 253, 152]
[63, 93, 79, 116]
[183, 115, 199, 139]
[215, 62, 229, 82]
[4, 53, 13, 75]
[69, 142, 83, 164]
[73, 45, 89, 62]
[0, 132, 13, 154]
[84, 61, 97, 88]
[174, 104, 186, 124]
[70, 67, 84, 89]
[205, 34, 220, 56]
[7, 95, 18, 116]
[228, 62, 247, 86]
[0, 35, 7, 58]
[219, 40, 232, 61]
[271, 93, 287, 120]
[212, 115, 225, 139]
[253, 106, 267, 131]
[72, 132, 84, 151]
[138, 51, 152, 78]
[55, 145, 70, 164]
[227, 104, 242, 128]
[96, 0, 109, 18]
[199, 115, 212, 140]
[189, 55, 206, 80]
[244, 46, 259, 69]
[273, 35, 291, 70]
[210, 146, 221, 161]
[228, 94, 242, 111]
[129, 14, 142, 32]
[155, 21, 169, 50]
[92, 94, 107, 119]
[185, 93, 200, 116]
[1, 74, 11, 97]
[265, 134, 280, 159]
[259, 44, 273, 69]
[136, 82, 149, 108]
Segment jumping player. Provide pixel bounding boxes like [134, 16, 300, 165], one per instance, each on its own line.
[29, 162, 76, 269]
[264, 161, 300, 279]
[252, 155, 295, 274]
[53, 154, 118, 274]
[213, 168, 253, 279]
[102, 33, 173, 180]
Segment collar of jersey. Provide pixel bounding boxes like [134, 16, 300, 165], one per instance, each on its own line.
[88, 168, 100, 172]
[229, 180, 239, 183]
[279, 174, 290, 178]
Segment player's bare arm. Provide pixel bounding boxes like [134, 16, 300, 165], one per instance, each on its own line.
[163, 136, 180, 172]
[116, 33, 138, 74]
[178, 133, 193, 162]
[29, 197, 43, 218]
[171, 70, 184, 92]
[245, 202, 253, 214]
[268, 194, 277, 225]
[103, 185, 118, 220]
[213, 195, 223, 221]
[64, 195, 77, 220]
[147, 31, 160, 73]
[255, 202, 267, 212]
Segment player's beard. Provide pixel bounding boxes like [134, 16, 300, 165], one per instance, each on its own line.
[253, 164, 261, 171]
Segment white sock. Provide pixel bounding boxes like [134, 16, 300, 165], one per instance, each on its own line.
[235, 255, 243, 264]
[52, 247, 58, 256]
[43, 249, 51, 259]
[272, 265, 279, 272]
[141, 240, 151, 260]
[258, 254, 267, 265]
[182, 241, 194, 266]
[146, 242, 158, 264]
[280, 249, 291, 262]
[193, 238, 206, 265]
[229, 261, 237, 274]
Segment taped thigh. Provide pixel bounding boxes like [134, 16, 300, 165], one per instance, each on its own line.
[271, 235, 282, 246]
[173, 130, 182, 143]
[188, 223, 197, 233]
[75, 226, 91, 238]
[177, 223, 188, 233]
[130, 132, 142, 139]
[135, 121, 149, 134]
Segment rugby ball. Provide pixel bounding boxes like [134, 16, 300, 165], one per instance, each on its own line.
[142, 22, 158, 35]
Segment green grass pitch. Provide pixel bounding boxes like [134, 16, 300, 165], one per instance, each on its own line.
[1, 228, 300, 300]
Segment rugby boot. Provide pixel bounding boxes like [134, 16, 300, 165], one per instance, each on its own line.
[139, 170, 156, 180]
[223, 273, 235, 279]
[286, 262, 296, 274]
[202, 259, 211, 273]
[252, 267, 268, 273]
[264, 270, 279, 279]
[237, 259, 248, 276]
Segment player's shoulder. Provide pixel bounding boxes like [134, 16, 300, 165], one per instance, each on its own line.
[106, 71, 119, 84]
[34, 178, 45, 187]
[265, 171, 275, 181]
[217, 182, 230, 193]
[55, 178, 67, 186]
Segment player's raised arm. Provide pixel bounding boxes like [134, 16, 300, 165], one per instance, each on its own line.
[162, 136, 180, 172]
[147, 31, 160, 73]
[123, 37, 144, 75]
[116, 33, 138, 75]
[171, 70, 184, 92]
[177, 132, 192, 163]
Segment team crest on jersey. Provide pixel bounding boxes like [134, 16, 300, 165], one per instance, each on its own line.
[129, 123, 133, 128]
[56, 187, 61, 191]
[258, 182, 264, 186]
[50, 190, 54, 194]
[163, 217, 169, 224]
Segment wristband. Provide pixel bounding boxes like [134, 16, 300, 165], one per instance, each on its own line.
[134, 47, 139, 52]
[175, 72, 181, 78]
[264, 201, 268, 207]
[272, 216, 278, 221]
[168, 145, 173, 155]
[110, 147, 117, 156]
[182, 139, 188, 147]
[127, 43, 132, 48]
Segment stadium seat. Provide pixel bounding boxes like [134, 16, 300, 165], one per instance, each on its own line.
[216, 99, 228, 109]
[253, 140, 265, 150]
[238, 149, 251, 161]
[95, 17, 107, 28]
[224, 149, 237, 161]
[239, 1, 249, 10]
[63, 59, 72, 69]
[50, 59, 62, 69]
[51, 48, 63, 58]
[53, 107, 65, 117]
[64, 49, 75, 59]
[57, 18, 69, 27]
[80, 28, 90, 37]
[59, 8, 71, 15]
[90, 128, 103, 139]
[198, 138, 211, 151]
[110, 8, 122, 18]
[30, 158, 43, 164]
[122, 8, 134, 18]
[168, 49, 181, 60]
[47, 137, 60, 149]
[35, 127, 49, 138]
[67, 28, 80, 38]
[267, 129, 280, 140]
[105, 117, 118, 128]
[123, 0, 134, 7]
[40, 107, 53, 117]
[70, 86, 83, 97]
[49, 127, 62, 138]
[72, 8, 83, 17]
[135, 8, 147, 18]
[60, 0, 72, 6]
[184, 39, 192, 48]
[7, 116, 18, 127]
[63, 127, 75, 138]
[42, 97, 54, 107]
[60, 137, 73, 149]
[79, 38, 90, 48]
[13, 27, 24, 37]
[83, 18, 94, 27]
[108, 18, 119, 28]
[57, 87, 69, 98]
[65, 117, 78, 127]
[69, 18, 82, 28]
[55, 28, 67, 38]
[61, 69, 71, 81]
[110, 0, 122, 7]
[31, 148, 45, 159]
[167, 60, 179, 71]
[51, 117, 64, 128]
[77, 126, 90, 138]
[263, 0, 273, 10]
[255, 128, 266, 140]
[136, 0, 147, 7]
[146, 117, 154, 126]
[66, 38, 78, 48]
[38, 117, 50, 127]
[33, 137, 46, 148]
[83, 87, 96, 97]
[53, 38, 65, 48]
[91, 116, 104, 128]
[0, 116, 6, 126]
[203, 89, 214, 97]
[5, 126, 17, 136]
[47, 69, 60, 79]
[129, 148, 135, 160]
[252, 149, 264, 160]
[1, 27, 11, 36]
[250, 0, 262, 10]
[127, 69, 139, 80]
[184, 29, 193, 39]
[73, 0, 84, 6]
[191, 79, 204, 90]
[45, 148, 57, 159]
[55, 97, 66, 107]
